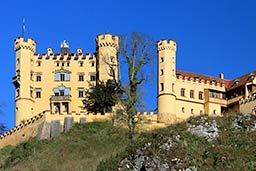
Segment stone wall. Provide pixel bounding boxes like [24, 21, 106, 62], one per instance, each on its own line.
[240, 92, 256, 114]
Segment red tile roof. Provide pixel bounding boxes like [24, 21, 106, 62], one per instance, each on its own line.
[176, 70, 256, 91]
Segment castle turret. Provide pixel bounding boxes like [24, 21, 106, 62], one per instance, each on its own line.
[13, 37, 36, 125]
[96, 33, 119, 82]
[157, 39, 177, 123]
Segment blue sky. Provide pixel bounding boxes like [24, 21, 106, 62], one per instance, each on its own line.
[0, 0, 255, 130]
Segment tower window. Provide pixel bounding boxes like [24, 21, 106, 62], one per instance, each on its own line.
[191, 109, 194, 115]
[35, 89, 41, 98]
[62, 62, 65, 67]
[172, 83, 175, 92]
[16, 88, 20, 97]
[160, 57, 164, 62]
[30, 87, 33, 98]
[182, 107, 185, 113]
[17, 58, 20, 65]
[37, 61, 41, 66]
[190, 90, 194, 98]
[213, 109, 216, 115]
[78, 88, 84, 98]
[80, 62, 83, 67]
[36, 73, 42, 82]
[56, 62, 59, 67]
[91, 62, 95, 67]
[30, 72, 33, 80]
[79, 73, 84, 81]
[67, 62, 70, 67]
[160, 69, 164, 75]
[199, 91, 203, 100]
[181, 88, 185, 97]
[160, 83, 164, 91]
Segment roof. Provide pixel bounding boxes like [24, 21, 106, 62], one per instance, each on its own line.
[176, 70, 256, 91]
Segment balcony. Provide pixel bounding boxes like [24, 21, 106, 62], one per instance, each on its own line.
[12, 75, 20, 88]
[50, 95, 71, 101]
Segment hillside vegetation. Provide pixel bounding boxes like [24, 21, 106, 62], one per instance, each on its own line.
[0, 113, 256, 171]
[0, 122, 130, 171]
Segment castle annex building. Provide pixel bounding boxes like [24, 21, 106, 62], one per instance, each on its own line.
[156, 39, 256, 123]
[13, 34, 119, 125]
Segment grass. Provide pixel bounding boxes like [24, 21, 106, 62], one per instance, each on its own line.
[0, 121, 130, 171]
[0, 113, 255, 171]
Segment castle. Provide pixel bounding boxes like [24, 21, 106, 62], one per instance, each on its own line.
[13, 34, 119, 126]
[156, 39, 256, 123]
[0, 33, 255, 148]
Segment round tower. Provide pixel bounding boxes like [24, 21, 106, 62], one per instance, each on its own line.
[157, 39, 177, 123]
[13, 37, 36, 125]
[96, 33, 119, 82]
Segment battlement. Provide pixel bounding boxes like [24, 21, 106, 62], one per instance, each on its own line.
[176, 74, 225, 88]
[14, 37, 36, 52]
[96, 33, 119, 48]
[240, 91, 256, 104]
[0, 110, 49, 140]
[157, 39, 176, 51]
[34, 49, 95, 61]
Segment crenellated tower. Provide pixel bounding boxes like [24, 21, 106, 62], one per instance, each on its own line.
[96, 33, 119, 83]
[13, 37, 36, 125]
[157, 39, 177, 123]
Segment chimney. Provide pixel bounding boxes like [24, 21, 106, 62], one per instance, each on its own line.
[219, 73, 224, 79]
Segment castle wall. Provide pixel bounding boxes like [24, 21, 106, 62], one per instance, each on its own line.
[0, 111, 47, 149]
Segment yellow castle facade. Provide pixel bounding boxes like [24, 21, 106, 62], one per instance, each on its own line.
[157, 39, 256, 123]
[13, 34, 119, 125]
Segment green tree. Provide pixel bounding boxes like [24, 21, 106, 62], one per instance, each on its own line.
[83, 80, 120, 115]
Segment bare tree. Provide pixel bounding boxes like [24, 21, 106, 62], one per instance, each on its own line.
[115, 32, 155, 138]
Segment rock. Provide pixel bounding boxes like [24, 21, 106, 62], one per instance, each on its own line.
[50, 119, 61, 138]
[232, 113, 256, 131]
[187, 116, 219, 141]
[37, 122, 51, 140]
[80, 117, 86, 124]
[64, 117, 74, 133]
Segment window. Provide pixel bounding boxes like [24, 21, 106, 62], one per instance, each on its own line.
[160, 69, 164, 75]
[191, 109, 194, 115]
[182, 107, 185, 113]
[80, 62, 83, 67]
[67, 62, 70, 67]
[55, 72, 70, 81]
[181, 88, 185, 97]
[110, 69, 114, 77]
[37, 61, 41, 66]
[79, 73, 84, 81]
[190, 90, 194, 98]
[36, 73, 41, 82]
[60, 73, 65, 81]
[30, 72, 33, 80]
[56, 62, 59, 67]
[17, 58, 20, 65]
[199, 91, 203, 100]
[160, 57, 164, 62]
[213, 109, 216, 115]
[36, 89, 41, 98]
[78, 88, 84, 98]
[53, 86, 70, 96]
[90, 74, 96, 81]
[160, 83, 164, 91]
[110, 57, 114, 62]
[30, 87, 33, 97]
[172, 83, 175, 92]
[16, 88, 20, 97]
[62, 62, 65, 67]
[91, 62, 95, 67]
